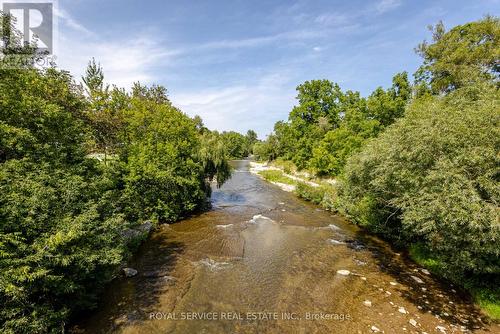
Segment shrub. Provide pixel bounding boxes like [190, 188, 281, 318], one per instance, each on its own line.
[339, 83, 500, 285]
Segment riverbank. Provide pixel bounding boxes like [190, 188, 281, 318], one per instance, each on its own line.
[72, 160, 498, 333]
[250, 161, 338, 211]
[251, 161, 500, 322]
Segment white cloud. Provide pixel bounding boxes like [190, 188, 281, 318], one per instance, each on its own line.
[314, 13, 350, 26]
[376, 0, 402, 14]
[54, 7, 93, 36]
[54, 6, 180, 88]
[171, 73, 296, 138]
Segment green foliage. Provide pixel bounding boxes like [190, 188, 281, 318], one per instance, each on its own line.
[258, 170, 295, 185]
[295, 182, 337, 210]
[0, 48, 231, 332]
[0, 161, 127, 333]
[259, 73, 410, 174]
[415, 16, 500, 93]
[295, 182, 324, 204]
[271, 158, 296, 174]
[199, 132, 232, 188]
[339, 83, 500, 285]
[219, 130, 258, 159]
[309, 109, 381, 176]
[118, 94, 209, 222]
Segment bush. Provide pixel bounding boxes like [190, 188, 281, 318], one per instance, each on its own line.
[339, 83, 500, 285]
[295, 182, 337, 210]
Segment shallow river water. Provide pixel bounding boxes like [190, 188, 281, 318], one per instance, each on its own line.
[75, 160, 498, 334]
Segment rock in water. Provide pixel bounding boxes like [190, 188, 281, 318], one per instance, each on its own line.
[123, 268, 138, 277]
[398, 307, 408, 314]
[371, 325, 381, 332]
[364, 300, 372, 307]
[410, 275, 424, 284]
[409, 319, 417, 327]
[336, 269, 350, 276]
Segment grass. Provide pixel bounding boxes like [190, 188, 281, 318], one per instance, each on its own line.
[258, 170, 296, 185]
[409, 243, 500, 320]
[270, 158, 297, 174]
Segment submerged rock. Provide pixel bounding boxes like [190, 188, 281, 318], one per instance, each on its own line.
[123, 268, 138, 277]
[364, 300, 372, 307]
[336, 269, 351, 276]
[410, 275, 424, 284]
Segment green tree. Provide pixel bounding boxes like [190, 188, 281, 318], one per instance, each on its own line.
[367, 72, 411, 127]
[339, 82, 500, 284]
[415, 16, 500, 93]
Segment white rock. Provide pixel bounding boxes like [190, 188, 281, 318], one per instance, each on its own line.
[398, 307, 408, 314]
[364, 300, 372, 307]
[421, 268, 430, 275]
[337, 269, 350, 276]
[410, 275, 424, 284]
[386, 291, 392, 295]
[436, 325, 447, 333]
[409, 319, 418, 327]
[390, 281, 397, 286]
[122, 267, 138, 277]
[361, 276, 367, 281]
[371, 325, 381, 332]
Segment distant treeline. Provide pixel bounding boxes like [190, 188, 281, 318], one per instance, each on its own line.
[254, 16, 499, 317]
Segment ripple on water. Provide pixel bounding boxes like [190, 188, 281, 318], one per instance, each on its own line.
[328, 223, 341, 230]
[216, 224, 234, 229]
[328, 238, 346, 245]
[196, 258, 232, 272]
[248, 214, 274, 224]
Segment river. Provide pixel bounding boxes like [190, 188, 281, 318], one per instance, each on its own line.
[73, 160, 497, 334]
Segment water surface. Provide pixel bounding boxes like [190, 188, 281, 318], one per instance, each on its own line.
[74, 160, 497, 334]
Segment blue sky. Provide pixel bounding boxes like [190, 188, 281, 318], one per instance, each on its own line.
[55, 0, 499, 138]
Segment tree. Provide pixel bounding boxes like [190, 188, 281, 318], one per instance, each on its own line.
[339, 82, 500, 283]
[81, 60, 123, 163]
[245, 129, 258, 154]
[415, 16, 500, 93]
[82, 58, 107, 98]
[367, 72, 411, 127]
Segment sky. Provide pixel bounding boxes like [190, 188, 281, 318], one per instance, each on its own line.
[53, 0, 499, 138]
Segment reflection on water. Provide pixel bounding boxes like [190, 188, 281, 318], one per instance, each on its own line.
[73, 160, 496, 334]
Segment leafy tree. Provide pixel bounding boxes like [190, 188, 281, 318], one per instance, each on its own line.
[0, 39, 231, 333]
[82, 58, 107, 98]
[245, 129, 258, 154]
[415, 16, 500, 93]
[339, 82, 500, 283]
[309, 109, 380, 176]
[220, 131, 249, 159]
[0, 64, 128, 333]
[367, 72, 411, 127]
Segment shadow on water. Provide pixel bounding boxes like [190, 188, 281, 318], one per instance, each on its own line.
[71, 236, 185, 333]
[347, 230, 492, 331]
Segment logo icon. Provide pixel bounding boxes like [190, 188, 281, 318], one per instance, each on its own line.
[1, 0, 53, 53]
